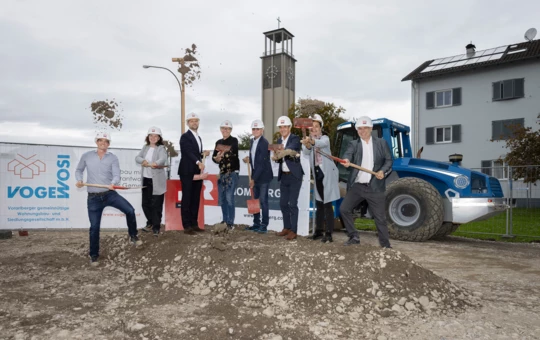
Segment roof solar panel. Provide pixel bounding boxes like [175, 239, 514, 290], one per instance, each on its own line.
[494, 46, 507, 53]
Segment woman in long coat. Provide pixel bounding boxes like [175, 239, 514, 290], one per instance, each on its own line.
[301, 114, 340, 243]
[135, 126, 168, 236]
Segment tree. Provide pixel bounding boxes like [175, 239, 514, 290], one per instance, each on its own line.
[502, 117, 540, 184]
[237, 131, 251, 150]
[272, 98, 346, 145]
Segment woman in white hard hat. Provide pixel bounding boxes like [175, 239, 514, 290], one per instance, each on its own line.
[301, 114, 340, 243]
[135, 126, 168, 236]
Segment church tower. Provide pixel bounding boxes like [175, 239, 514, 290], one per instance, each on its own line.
[261, 28, 296, 141]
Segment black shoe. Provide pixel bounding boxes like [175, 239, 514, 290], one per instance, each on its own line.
[192, 226, 205, 232]
[90, 256, 99, 266]
[344, 237, 360, 246]
[227, 224, 235, 230]
[153, 229, 160, 237]
[321, 233, 333, 243]
[308, 232, 323, 241]
[141, 224, 152, 233]
[184, 227, 195, 235]
[130, 235, 143, 246]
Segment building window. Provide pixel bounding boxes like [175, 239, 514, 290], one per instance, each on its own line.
[435, 126, 452, 143]
[491, 118, 524, 140]
[492, 78, 524, 101]
[426, 88, 461, 109]
[436, 90, 452, 107]
[481, 160, 507, 179]
[426, 125, 461, 145]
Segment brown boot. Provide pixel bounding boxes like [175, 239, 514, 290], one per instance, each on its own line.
[276, 229, 290, 237]
[286, 232, 297, 240]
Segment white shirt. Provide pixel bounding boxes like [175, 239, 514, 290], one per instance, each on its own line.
[189, 129, 202, 164]
[143, 147, 155, 178]
[355, 137, 374, 184]
[251, 136, 260, 170]
[281, 134, 291, 172]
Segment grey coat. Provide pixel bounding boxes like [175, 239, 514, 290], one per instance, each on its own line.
[342, 137, 393, 192]
[302, 135, 340, 204]
[135, 145, 168, 195]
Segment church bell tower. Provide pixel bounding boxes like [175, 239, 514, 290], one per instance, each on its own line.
[261, 27, 296, 141]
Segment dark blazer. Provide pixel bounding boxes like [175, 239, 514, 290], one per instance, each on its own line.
[275, 133, 304, 181]
[249, 136, 273, 184]
[178, 130, 203, 177]
[343, 137, 393, 192]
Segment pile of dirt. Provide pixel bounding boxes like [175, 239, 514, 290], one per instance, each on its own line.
[79, 226, 477, 338]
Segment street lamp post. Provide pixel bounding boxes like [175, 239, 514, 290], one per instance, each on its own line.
[142, 65, 185, 134]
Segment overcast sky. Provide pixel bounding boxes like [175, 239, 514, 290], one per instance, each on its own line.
[1, 0, 539, 150]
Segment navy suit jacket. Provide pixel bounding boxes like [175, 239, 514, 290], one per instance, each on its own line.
[249, 136, 273, 184]
[178, 130, 203, 177]
[276, 133, 304, 181]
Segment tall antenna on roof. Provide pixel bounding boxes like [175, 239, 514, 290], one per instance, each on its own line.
[524, 28, 537, 42]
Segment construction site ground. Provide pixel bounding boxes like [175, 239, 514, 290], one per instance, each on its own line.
[1, 227, 539, 340]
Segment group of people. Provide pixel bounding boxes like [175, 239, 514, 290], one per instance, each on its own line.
[75, 113, 393, 265]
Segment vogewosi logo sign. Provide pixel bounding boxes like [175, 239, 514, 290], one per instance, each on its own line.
[7, 154, 71, 199]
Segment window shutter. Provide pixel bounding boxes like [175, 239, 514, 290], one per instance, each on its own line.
[492, 121, 503, 140]
[492, 82, 501, 101]
[452, 88, 461, 106]
[514, 78, 524, 98]
[452, 124, 461, 143]
[502, 79, 514, 99]
[426, 127, 434, 145]
[426, 92, 434, 109]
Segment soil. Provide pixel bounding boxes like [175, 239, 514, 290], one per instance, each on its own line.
[1, 228, 539, 340]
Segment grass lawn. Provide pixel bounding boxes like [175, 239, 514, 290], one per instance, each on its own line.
[354, 208, 540, 243]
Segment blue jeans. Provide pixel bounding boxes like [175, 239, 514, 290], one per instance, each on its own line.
[218, 172, 238, 225]
[280, 173, 302, 233]
[87, 191, 138, 258]
[252, 181, 270, 227]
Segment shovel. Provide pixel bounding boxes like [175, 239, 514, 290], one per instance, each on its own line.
[246, 162, 260, 214]
[82, 183, 146, 190]
[315, 149, 378, 176]
[294, 117, 313, 138]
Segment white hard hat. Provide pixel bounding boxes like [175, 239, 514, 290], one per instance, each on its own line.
[186, 112, 200, 122]
[147, 126, 162, 136]
[311, 114, 323, 128]
[251, 119, 264, 129]
[356, 116, 373, 128]
[276, 116, 292, 127]
[220, 120, 233, 129]
[95, 132, 111, 142]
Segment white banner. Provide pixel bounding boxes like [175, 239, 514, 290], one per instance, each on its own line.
[1, 143, 312, 235]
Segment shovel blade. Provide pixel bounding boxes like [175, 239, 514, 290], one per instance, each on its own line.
[215, 144, 232, 152]
[247, 198, 260, 214]
[293, 117, 313, 129]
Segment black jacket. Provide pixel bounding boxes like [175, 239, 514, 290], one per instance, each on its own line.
[178, 130, 203, 177]
[343, 137, 393, 192]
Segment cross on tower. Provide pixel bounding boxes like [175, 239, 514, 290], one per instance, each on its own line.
[277, 17, 281, 28]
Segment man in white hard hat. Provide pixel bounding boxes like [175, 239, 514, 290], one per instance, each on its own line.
[212, 120, 240, 229]
[243, 119, 274, 233]
[274, 115, 304, 240]
[178, 113, 210, 234]
[340, 116, 393, 248]
[76, 132, 142, 266]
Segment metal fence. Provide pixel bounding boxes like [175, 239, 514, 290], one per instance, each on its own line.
[460, 165, 540, 239]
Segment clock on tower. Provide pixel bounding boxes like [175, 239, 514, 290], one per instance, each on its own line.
[261, 28, 296, 141]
